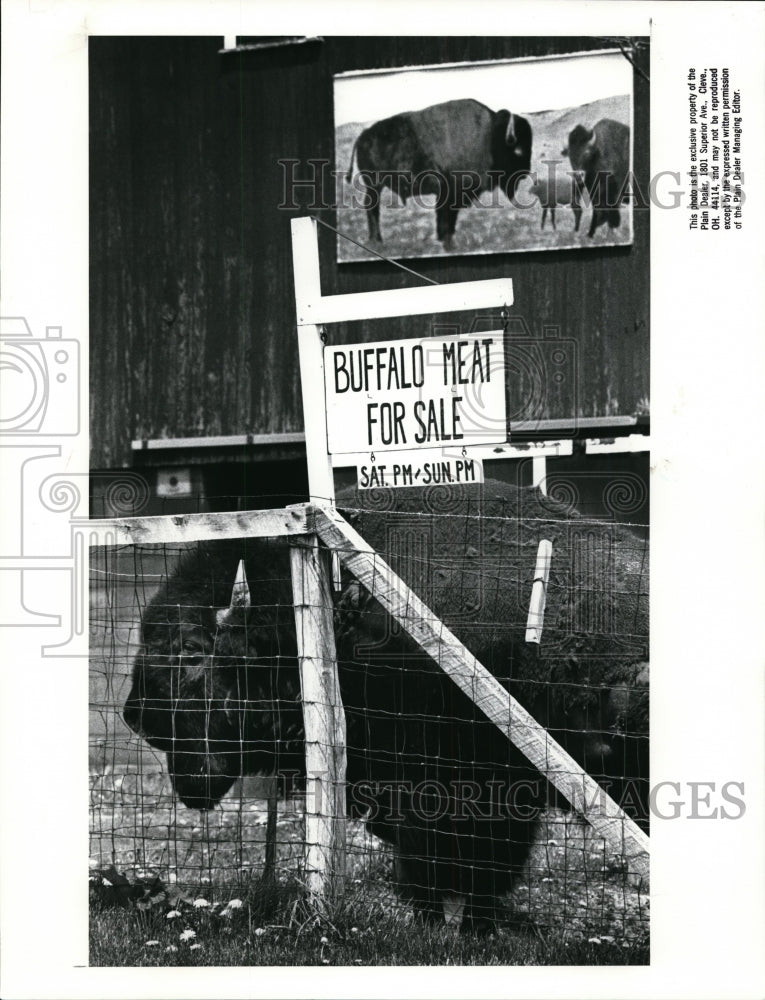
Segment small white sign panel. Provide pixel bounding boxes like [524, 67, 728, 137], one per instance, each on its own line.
[324, 332, 506, 455]
[357, 450, 485, 490]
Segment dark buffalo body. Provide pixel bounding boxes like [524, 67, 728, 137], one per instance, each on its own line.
[345, 99, 532, 250]
[562, 118, 630, 238]
[124, 480, 648, 927]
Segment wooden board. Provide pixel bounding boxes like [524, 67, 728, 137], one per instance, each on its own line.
[289, 534, 347, 906]
[88, 505, 311, 547]
[296, 275, 515, 326]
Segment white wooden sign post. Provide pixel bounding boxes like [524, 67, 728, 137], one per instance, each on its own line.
[290, 216, 516, 908]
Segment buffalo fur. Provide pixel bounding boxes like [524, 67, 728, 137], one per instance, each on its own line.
[346, 99, 532, 249]
[124, 480, 648, 927]
[563, 118, 630, 238]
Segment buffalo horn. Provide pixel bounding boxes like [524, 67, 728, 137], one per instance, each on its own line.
[504, 111, 516, 145]
[215, 559, 251, 627]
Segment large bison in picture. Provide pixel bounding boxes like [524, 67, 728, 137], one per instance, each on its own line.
[344, 99, 532, 250]
[124, 480, 648, 930]
[562, 118, 630, 238]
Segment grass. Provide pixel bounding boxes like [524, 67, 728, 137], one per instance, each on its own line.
[90, 769, 649, 966]
[90, 872, 649, 967]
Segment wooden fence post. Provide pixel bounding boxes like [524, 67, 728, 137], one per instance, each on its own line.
[289, 533, 347, 910]
[291, 217, 347, 910]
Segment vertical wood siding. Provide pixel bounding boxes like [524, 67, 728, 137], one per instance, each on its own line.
[90, 36, 649, 469]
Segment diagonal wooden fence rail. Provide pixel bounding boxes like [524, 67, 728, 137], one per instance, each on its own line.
[313, 504, 649, 885]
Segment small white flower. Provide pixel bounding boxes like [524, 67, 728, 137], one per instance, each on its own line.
[189, 943, 202, 951]
[193, 898, 209, 908]
[601, 935, 615, 943]
[227, 898, 243, 910]
[145, 940, 160, 947]
[350, 927, 359, 934]
[166, 910, 181, 920]
[320, 936, 328, 944]
[588, 937, 601, 945]
[322, 958, 330, 965]
[254, 927, 266, 937]
[180, 929, 196, 942]
[101, 877, 113, 887]
[201, 876, 211, 884]
[165, 945, 178, 953]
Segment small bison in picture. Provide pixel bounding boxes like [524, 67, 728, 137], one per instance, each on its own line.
[562, 118, 630, 237]
[526, 173, 586, 231]
[124, 481, 648, 930]
[344, 98, 532, 250]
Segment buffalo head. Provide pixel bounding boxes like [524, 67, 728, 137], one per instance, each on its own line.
[561, 124, 596, 165]
[123, 556, 302, 810]
[493, 108, 532, 197]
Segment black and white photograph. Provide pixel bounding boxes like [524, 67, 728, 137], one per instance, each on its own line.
[84, 33, 651, 968]
[1, 3, 764, 999]
[335, 50, 634, 261]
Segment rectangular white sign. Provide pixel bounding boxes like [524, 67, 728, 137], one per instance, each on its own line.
[324, 332, 507, 455]
[357, 450, 485, 490]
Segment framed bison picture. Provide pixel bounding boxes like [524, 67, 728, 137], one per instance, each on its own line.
[334, 49, 634, 261]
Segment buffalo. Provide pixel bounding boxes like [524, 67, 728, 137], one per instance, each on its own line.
[344, 99, 532, 250]
[562, 119, 630, 238]
[124, 480, 648, 930]
[527, 173, 586, 232]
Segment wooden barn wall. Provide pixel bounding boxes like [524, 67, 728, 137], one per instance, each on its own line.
[90, 36, 649, 470]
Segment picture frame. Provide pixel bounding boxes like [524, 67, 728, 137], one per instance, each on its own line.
[334, 49, 635, 261]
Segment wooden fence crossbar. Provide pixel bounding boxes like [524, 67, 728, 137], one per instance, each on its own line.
[313, 504, 650, 883]
[87, 505, 312, 546]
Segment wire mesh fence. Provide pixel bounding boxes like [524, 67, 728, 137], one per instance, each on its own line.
[89, 480, 649, 944]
